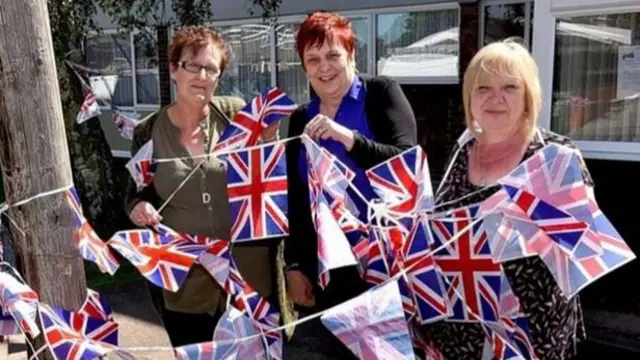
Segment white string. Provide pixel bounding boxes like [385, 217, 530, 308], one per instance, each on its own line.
[0, 184, 72, 214]
[0, 184, 73, 237]
[157, 160, 205, 214]
[28, 343, 48, 360]
[152, 135, 302, 164]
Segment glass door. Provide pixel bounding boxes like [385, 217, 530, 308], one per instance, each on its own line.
[480, 0, 534, 50]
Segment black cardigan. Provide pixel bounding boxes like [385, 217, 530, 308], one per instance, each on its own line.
[284, 75, 418, 279]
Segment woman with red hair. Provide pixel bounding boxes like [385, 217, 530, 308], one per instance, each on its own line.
[284, 11, 417, 358]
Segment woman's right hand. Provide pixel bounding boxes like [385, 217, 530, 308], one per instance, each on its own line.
[129, 201, 163, 227]
[286, 270, 316, 307]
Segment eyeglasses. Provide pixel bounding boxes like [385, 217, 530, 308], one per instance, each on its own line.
[178, 61, 220, 78]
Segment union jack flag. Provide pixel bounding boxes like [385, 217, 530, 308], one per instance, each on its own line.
[39, 304, 130, 360]
[306, 152, 359, 288]
[125, 140, 157, 191]
[486, 144, 635, 297]
[112, 108, 139, 140]
[175, 341, 238, 360]
[366, 146, 433, 216]
[303, 136, 355, 206]
[79, 289, 113, 322]
[65, 187, 120, 275]
[321, 279, 416, 359]
[56, 307, 119, 346]
[430, 206, 516, 322]
[214, 88, 296, 152]
[387, 219, 450, 324]
[364, 227, 393, 286]
[0, 272, 40, 337]
[212, 307, 267, 359]
[76, 91, 101, 124]
[0, 309, 19, 336]
[232, 281, 282, 359]
[480, 313, 536, 360]
[502, 184, 589, 258]
[226, 142, 289, 242]
[107, 229, 209, 292]
[197, 242, 232, 288]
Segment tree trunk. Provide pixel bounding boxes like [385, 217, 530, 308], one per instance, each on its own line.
[0, 1, 87, 357]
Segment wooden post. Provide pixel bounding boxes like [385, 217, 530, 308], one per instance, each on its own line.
[0, 0, 87, 351]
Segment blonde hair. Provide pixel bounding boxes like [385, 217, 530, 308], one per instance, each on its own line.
[462, 38, 542, 141]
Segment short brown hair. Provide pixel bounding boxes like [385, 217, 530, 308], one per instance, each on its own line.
[296, 11, 356, 64]
[169, 25, 229, 73]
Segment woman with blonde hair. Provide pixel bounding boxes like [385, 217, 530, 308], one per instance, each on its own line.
[422, 38, 591, 359]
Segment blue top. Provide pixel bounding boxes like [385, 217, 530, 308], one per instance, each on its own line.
[297, 76, 377, 221]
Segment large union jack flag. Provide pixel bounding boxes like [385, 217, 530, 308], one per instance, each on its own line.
[214, 88, 296, 152]
[107, 229, 209, 292]
[65, 187, 120, 275]
[226, 142, 289, 242]
[366, 146, 433, 216]
[321, 279, 416, 360]
[430, 206, 516, 322]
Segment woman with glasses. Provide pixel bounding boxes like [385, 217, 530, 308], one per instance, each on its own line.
[124, 25, 283, 347]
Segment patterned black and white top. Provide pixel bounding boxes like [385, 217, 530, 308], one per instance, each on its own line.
[421, 127, 591, 360]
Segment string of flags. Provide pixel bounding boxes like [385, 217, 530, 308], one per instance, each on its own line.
[0, 85, 634, 360]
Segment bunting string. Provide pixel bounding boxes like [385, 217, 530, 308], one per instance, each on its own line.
[0, 205, 488, 356]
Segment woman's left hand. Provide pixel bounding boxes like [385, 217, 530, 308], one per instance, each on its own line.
[260, 121, 280, 143]
[304, 114, 355, 150]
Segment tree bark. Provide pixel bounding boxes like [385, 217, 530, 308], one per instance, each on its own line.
[0, 1, 87, 354]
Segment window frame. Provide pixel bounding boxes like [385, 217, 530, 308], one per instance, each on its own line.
[532, 0, 640, 161]
[478, 0, 534, 49]
[372, 3, 461, 85]
[132, 27, 162, 111]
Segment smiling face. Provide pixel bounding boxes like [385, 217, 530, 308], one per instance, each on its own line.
[470, 71, 526, 136]
[302, 41, 355, 100]
[170, 41, 222, 107]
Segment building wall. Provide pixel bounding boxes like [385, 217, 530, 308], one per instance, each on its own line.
[94, 0, 472, 28]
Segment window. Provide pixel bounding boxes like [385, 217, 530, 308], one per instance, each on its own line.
[86, 31, 161, 109]
[275, 23, 308, 105]
[86, 33, 134, 107]
[550, 12, 640, 142]
[376, 8, 459, 82]
[216, 24, 273, 103]
[481, 1, 534, 49]
[134, 32, 160, 106]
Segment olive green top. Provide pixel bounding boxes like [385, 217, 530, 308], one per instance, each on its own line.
[124, 96, 296, 334]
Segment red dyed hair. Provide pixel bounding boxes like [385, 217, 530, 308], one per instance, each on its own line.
[169, 25, 229, 73]
[296, 11, 356, 63]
